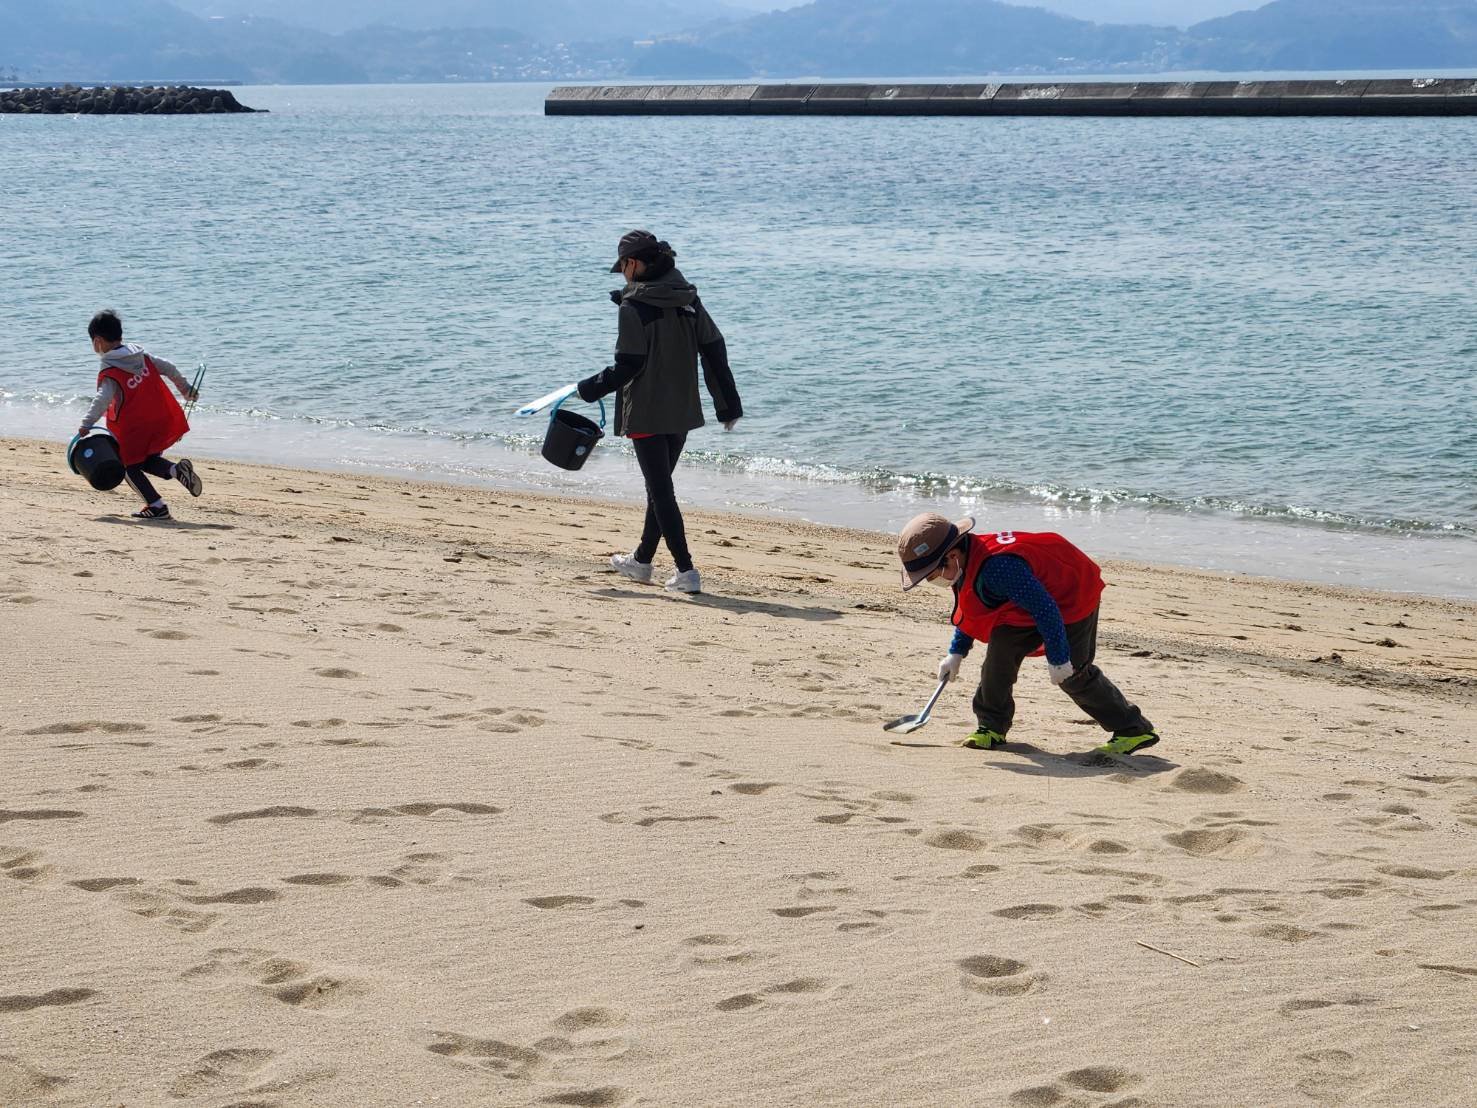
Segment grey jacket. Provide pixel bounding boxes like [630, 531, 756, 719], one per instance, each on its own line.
[82, 343, 190, 428]
[577, 268, 742, 437]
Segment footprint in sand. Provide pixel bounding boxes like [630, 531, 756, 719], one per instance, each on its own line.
[540, 1089, 631, 1107]
[1169, 768, 1246, 795]
[424, 1032, 548, 1080]
[957, 955, 1045, 997]
[601, 808, 721, 829]
[715, 977, 831, 1013]
[168, 1047, 277, 1099]
[1163, 828, 1263, 859]
[1280, 994, 1379, 1017]
[0, 988, 98, 1013]
[0, 848, 51, 883]
[534, 1006, 634, 1072]
[426, 1007, 637, 1104]
[383, 802, 502, 818]
[771, 906, 835, 919]
[992, 904, 1063, 921]
[525, 896, 598, 910]
[1254, 924, 1323, 944]
[1374, 864, 1452, 881]
[680, 934, 761, 970]
[924, 829, 988, 852]
[208, 806, 318, 826]
[282, 873, 357, 888]
[182, 947, 363, 1010]
[1010, 1065, 1144, 1106]
[25, 720, 145, 736]
[0, 1054, 70, 1101]
[93, 883, 229, 934]
[1295, 1049, 1362, 1102]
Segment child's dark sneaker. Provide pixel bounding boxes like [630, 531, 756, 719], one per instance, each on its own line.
[132, 504, 171, 520]
[1097, 732, 1160, 756]
[175, 458, 203, 497]
[963, 728, 1008, 750]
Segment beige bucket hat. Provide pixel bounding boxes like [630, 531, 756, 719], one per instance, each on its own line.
[897, 513, 975, 591]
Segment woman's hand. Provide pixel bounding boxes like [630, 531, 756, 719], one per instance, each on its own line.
[723, 418, 739, 431]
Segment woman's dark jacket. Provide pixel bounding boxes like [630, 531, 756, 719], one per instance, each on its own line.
[577, 267, 742, 437]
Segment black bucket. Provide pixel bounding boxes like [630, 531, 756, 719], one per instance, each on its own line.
[541, 396, 606, 471]
[67, 429, 126, 491]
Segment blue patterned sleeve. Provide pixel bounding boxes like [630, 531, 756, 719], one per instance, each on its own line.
[979, 555, 1071, 665]
[949, 628, 974, 657]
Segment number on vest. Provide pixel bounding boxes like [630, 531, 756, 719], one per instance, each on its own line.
[995, 531, 1017, 545]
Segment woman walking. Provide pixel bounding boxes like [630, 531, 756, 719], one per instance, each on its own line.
[575, 230, 743, 594]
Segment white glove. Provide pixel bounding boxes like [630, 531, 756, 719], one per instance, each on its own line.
[938, 653, 963, 682]
[1047, 660, 1076, 686]
[723, 419, 739, 431]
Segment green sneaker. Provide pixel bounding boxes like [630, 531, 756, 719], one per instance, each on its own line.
[1096, 732, 1161, 756]
[964, 729, 1008, 750]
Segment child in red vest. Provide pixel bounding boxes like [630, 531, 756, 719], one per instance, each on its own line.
[78, 310, 203, 520]
[897, 513, 1160, 756]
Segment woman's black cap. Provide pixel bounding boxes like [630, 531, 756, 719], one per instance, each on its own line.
[610, 229, 660, 272]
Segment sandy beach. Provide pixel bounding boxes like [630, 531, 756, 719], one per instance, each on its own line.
[3, 435, 1475, 1107]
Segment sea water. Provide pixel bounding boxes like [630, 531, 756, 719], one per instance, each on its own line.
[2, 83, 1473, 597]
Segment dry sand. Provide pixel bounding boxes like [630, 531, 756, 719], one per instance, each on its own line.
[2, 435, 1475, 1107]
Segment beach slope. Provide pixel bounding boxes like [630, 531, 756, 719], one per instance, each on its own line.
[3, 438, 1475, 1106]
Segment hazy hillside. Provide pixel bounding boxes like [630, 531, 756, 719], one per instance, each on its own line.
[3, 0, 1474, 83]
[696, 0, 1179, 76]
[1027, 1, 1256, 27]
[1184, 0, 1477, 69]
[170, 0, 758, 39]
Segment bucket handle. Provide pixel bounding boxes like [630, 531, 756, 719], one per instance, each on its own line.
[550, 392, 606, 429]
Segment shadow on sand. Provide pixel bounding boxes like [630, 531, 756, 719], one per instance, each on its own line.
[94, 516, 236, 532]
[888, 738, 1178, 779]
[590, 586, 842, 623]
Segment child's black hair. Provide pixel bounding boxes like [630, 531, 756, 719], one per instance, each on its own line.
[88, 309, 123, 343]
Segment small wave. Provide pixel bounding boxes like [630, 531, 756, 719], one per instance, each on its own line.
[6, 390, 1471, 540]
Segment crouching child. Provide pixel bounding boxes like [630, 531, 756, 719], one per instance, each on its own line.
[897, 513, 1161, 757]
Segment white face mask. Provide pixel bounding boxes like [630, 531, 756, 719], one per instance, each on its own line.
[926, 558, 960, 588]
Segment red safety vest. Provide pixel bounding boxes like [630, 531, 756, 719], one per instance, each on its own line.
[951, 530, 1105, 644]
[99, 355, 189, 466]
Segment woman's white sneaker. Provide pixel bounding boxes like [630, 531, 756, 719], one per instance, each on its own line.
[610, 553, 654, 584]
[665, 569, 701, 594]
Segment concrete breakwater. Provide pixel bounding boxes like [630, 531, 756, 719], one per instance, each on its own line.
[0, 85, 260, 114]
[547, 78, 1477, 116]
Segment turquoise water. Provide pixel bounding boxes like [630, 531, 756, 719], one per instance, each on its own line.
[2, 83, 1474, 596]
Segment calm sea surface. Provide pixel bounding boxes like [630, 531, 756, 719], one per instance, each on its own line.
[2, 83, 1474, 596]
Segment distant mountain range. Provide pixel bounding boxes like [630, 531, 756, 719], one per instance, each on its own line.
[2, 0, 1475, 84]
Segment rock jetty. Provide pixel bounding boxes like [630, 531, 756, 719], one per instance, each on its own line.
[0, 85, 260, 115]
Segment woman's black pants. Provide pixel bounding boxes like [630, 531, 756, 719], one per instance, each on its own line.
[632, 433, 692, 573]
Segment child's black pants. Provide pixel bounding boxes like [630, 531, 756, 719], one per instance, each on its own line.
[124, 455, 174, 505]
[972, 609, 1154, 738]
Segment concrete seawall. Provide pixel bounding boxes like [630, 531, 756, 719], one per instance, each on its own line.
[547, 79, 1477, 116]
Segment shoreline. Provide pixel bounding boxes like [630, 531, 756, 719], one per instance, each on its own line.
[10, 432, 1477, 676]
[4, 433, 1475, 1105]
[5, 398, 1475, 603]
